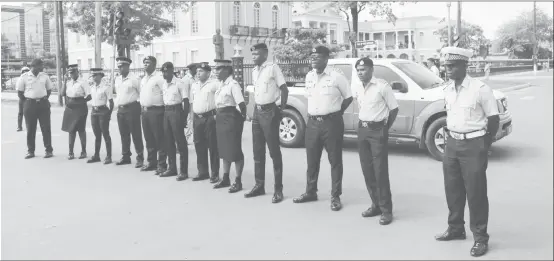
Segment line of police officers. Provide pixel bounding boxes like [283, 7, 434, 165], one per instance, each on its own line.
[16, 44, 497, 257]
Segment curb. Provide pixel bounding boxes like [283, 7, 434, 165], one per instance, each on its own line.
[497, 83, 532, 92]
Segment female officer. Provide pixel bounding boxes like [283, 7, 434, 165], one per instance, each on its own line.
[212, 59, 247, 193]
[87, 68, 114, 164]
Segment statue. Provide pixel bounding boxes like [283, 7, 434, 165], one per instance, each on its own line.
[213, 29, 224, 60]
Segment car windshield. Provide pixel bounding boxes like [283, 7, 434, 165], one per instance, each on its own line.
[392, 61, 444, 90]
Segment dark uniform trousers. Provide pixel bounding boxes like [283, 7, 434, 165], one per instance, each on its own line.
[18, 98, 25, 128]
[91, 106, 112, 156]
[24, 98, 53, 153]
[141, 106, 167, 169]
[116, 101, 144, 161]
[443, 134, 490, 244]
[305, 112, 344, 197]
[193, 111, 219, 177]
[357, 120, 393, 214]
[164, 104, 188, 173]
[252, 103, 283, 190]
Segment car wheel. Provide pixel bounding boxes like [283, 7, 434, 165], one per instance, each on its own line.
[279, 108, 305, 148]
[425, 116, 447, 162]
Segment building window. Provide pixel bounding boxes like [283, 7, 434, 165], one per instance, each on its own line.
[190, 50, 198, 63]
[253, 2, 261, 28]
[233, 2, 241, 26]
[271, 5, 279, 29]
[358, 32, 364, 41]
[172, 52, 179, 65]
[77, 59, 81, 69]
[88, 58, 92, 69]
[365, 33, 370, 41]
[191, 4, 199, 34]
[419, 32, 424, 37]
[309, 21, 318, 29]
[172, 11, 180, 35]
[293, 21, 302, 28]
[330, 29, 336, 44]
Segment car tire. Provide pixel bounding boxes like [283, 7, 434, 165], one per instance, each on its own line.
[425, 116, 447, 162]
[279, 108, 305, 148]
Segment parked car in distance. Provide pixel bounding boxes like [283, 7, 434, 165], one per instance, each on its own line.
[245, 58, 513, 161]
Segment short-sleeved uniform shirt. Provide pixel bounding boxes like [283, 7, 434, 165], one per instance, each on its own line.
[65, 77, 90, 98]
[304, 67, 352, 115]
[252, 61, 287, 105]
[16, 71, 53, 99]
[354, 77, 399, 122]
[215, 76, 244, 108]
[140, 72, 165, 107]
[114, 73, 140, 106]
[162, 77, 188, 106]
[191, 79, 219, 114]
[90, 81, 113, 107]
[444, 76, 499, 133]
[182, 74, 195, 102]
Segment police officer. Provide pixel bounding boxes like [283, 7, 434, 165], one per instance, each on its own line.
[246, 43, 288, 203]
[293, 46, 353, 211]
[435, 47, 500, 257]
[17, 66, 30, 132]
[61, 64, 91, 160]
[183, 63, 198, 144]
[140, 56, 168, 175]
[87, 68, 114, 164]
[16, 59, 54, 159]
[190, 62, 220, 183]
[160, 62, 189, 181]
[213, 59, 247, 193]
[354, 57, 399, 225]
[114, 57, 144, 168]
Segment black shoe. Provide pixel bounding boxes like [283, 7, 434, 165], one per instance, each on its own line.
[155, 167, 166, 176]
[272, 190, 284, 203]
[435, 230, 467, 241]
[229, 182, 242, 193]
[87, 156, 101, 163]
[470, 242, 488, 257]
[159, 170, 178, 177]
[209, 176, 220, 184]
[379, 213, 393, 225]
[116, 158, 131, 165]
[67, 153, 75, 160]
[293, 193, 318, 203]
[104, 156, 112, 165]
[79, 152, 87, 159]
[44, 152, 53, 158]
[25, 152, 35, 159]
[17, 127, 22, 132]
[213, 178, 230, 189]
[135, 161, 144, 168]
[244, 184, 265, 198]
[330, 197, 342, 211]
[192, 174, 210, 181]
[176, 173, 189, 181]
[362, 207, 382, 218]
[141, 164, 157, 172]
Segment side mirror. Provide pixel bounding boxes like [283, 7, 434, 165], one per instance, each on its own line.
[391, 81, 408, 93]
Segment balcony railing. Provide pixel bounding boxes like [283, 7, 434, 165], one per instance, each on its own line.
[229, 25, 250, 36]
[251, 27, 270, 37]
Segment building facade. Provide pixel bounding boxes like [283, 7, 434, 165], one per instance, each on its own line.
[67, 2, 293, 70]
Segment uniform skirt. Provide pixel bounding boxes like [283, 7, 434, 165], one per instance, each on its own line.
[62, 97, 88, 133]
[216, 106, 244, 162]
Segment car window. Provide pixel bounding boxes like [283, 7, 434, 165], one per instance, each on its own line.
[328, 64, 353, 85]
[373, 65, 408, 92]
[392, 61, 444, 90]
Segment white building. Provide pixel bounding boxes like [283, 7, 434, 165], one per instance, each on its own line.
[67, 2, 293, 70]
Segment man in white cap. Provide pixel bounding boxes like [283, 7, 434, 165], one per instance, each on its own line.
[435, 46, 499, 257]
[17, 66, 31, 131]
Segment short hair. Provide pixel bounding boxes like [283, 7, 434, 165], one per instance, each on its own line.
[161, 62, 174, 72]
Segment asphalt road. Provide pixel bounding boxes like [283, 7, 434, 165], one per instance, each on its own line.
[1, 76, 552, 260]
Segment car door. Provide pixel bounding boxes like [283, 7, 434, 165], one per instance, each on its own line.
[327, 64, 356, 132]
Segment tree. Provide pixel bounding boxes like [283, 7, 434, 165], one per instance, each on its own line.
[496, 8, 553, 59]
[438, 20, 490, 55]
[273, 28, 344, 61]
[43, 2, 191, 49]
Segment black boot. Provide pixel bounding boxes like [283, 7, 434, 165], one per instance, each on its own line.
[213, 173, 230, 189]
[229, 177, 242, 193]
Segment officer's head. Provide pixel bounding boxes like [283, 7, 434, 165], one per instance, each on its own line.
[30, 59, 43, 75]
[251, 43, 268, 66]
[214, 59, 233, 81]
[143, 56, 157, 74]
[161, 62, 175, 81]
[355, 57, 374, 83]
[196, 62, 211, 82]
[187, 63, 198, 77]
[20, 67, 30, 75]
[116, 57, 132, 76]
[67, 64, 79, 80]
[310, 46, 330, 71]
[441, 47, 472, 81]
[90, 68, 104, 84]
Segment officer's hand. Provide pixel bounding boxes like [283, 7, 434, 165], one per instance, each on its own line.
[484, 133, 493, 149]
[242, 113, 247, 121]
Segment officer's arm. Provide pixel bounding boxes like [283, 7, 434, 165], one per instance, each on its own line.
[84, 82, 92, 102]
[336, 74, 353, 114]
[383, 82, 400, 129]
[231, 83, 246, 118]
[16, 77, 26, 100]
[179, 81, 190, 115]
[273, 65, 289, 110]
[45, 75, 53, 99]
[108, 99, 114, 112]
[480, 85, 500, 146]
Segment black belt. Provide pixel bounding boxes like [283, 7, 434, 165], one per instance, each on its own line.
[92, 105, 108, 110]
[308, 111, 341, 122]
[164, 104, 182, 111]
[142, 105, 164, 112]
[359, 120, 386, 128]
[195, 110, 216, 118]
[67, 96, 85, 101]
[256, 103, 275, 110]
[25, 96, 47, 102]
[118, 101, 139, 109]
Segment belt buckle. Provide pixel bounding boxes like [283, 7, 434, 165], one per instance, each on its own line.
[256, 105, 262, 110]
[362, 122, 368, 128]
[316, 116, 323, 122]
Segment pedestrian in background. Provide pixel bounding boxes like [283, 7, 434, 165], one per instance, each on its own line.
[427, 58, 440, 76]
[484, 62, 491, 80]
[17, 66, 30, 132]
[87, 68, 114, 164]
[16, 59, 54, 159]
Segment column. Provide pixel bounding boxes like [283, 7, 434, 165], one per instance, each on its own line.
[382, 32, 386, 50]
[408, 30, 412, 49]
[395, 31, 399, 50]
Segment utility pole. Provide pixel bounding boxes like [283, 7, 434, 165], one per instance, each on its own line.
[533, 1, 537, 75]
[447, 2, 452, 46]
[58, 1, 66, 82]
[111, 11, 117, 93]
[95, 2, 102, 68]
[456, 1, 462, 37]
[54, 3, 63, 106]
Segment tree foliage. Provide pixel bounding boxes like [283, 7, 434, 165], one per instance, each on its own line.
[496, 8, 553, 58]
[272, 28, 344, 61]
[438, 20, 490, 52]
[43, 2, 190, 49]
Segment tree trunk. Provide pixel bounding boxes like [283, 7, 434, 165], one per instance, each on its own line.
[350, 3, 358, 58]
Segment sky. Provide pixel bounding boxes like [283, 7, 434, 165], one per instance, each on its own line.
[2, 1, 553, 40]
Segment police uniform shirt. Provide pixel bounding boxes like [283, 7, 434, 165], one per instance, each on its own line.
[182, 74, 195, 100]
[115, 73, 140, 105]
[66, 77, 90, 98]
[140, 72, 165, 107]
[191, 79, 218, 114]
[444, 76, 499, 133]
[162, 77, 188, 106]
[304, 67, 352, 115]
[90, 81, 113, 107]
[354, 77, 399, 122]
[252, 61, 287, 105]
[215, 76, 244, 108]
[16, 71, 53, 99]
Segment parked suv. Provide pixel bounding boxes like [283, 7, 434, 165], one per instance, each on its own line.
[245, 58, 513, 161]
